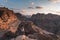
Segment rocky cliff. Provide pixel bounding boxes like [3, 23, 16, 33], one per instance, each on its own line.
[31, 13, 60, 36]
[0, 7, 20, 38]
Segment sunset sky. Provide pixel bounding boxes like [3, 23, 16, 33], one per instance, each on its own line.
[0, 0, 60, 15]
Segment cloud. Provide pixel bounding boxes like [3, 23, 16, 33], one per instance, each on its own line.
[18, 9, 38, 15]
[20, 9, 27, 13]
[28, 2, 43, 9]
[56, 11, 60, 13]
[49, 10, 59, 13]
[28, 7, 34, 9]
[28, 6, 44, 9]
[31, 2, 35, 6]
[54, 11, 60, 15]
[35, 6, 44, 9]
[49, 10, 60, 15]
[0, 4, 4, 7]
[27, 2, 35, 9]
[49, 0, 60, 3]
[3, 0, 8, 2]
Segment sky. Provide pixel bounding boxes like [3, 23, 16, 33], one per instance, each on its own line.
[0, 0, 60, 15]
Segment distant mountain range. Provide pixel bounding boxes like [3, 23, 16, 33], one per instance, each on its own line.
[30, 13, 60, 35]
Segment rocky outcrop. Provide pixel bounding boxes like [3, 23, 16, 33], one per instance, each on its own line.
[31, 13, 60, 36]
[0, 7, 20, 38]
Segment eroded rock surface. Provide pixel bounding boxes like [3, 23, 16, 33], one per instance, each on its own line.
[0, 7, 20, 38]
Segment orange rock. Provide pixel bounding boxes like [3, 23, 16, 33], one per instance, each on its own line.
[9, 27, 16, 33]
[0, 23, 8, 30]
[0, 18, 3, 23]
[0, 7, 19, 32]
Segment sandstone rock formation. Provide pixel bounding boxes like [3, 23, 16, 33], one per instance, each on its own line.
[0, 7, 20, 38]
